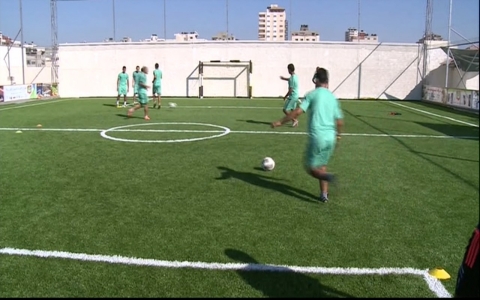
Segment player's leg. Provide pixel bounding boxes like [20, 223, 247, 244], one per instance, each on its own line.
[116, 88, 121, 107]
[284, 98, 298, 126]
[157, 87, 162, 109]
[138, 93, 150, 120]
[127, 103, 142, 116]
[152, 88, 157, 108]
[305, 139, 336, 202]
[123, 93, 127, 107]
[455, 224, 480, 298]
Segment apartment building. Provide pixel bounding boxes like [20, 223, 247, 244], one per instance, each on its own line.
[291, 25, 320, 42]
[345, 27, 379, 43]
[258, 4, 287, 41]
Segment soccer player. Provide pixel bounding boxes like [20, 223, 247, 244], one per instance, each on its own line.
[116, 66, 129, 108]
[132, 66, 141, 104]
[127, 66, 150, 120]
[152, 63, 163, 109]
[271, 68, 343, 203]
[279, 63, 300, 127]
[454, 222, 480, 298]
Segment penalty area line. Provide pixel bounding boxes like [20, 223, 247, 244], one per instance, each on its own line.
[0, 247, 451, 298]
[0, 127, 477, 139]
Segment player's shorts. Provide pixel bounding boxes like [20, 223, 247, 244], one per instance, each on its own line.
[283, 96, 298, 111]
[153, 85, 161, 96]
[117, 85, 127, 96]
[138, 93, 149, 106]
[305, 135, 336, 169]
[455, 224, 480, 298]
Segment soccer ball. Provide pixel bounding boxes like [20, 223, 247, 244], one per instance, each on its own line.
[262, 157, 275, 171]
[168, 102, 177, 108]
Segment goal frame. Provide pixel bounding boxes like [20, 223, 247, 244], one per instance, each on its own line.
[187, 60, 253, 98]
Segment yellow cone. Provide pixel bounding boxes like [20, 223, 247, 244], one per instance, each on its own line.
[16, 130, 22, 133]
[429, 268, 451, 280]
[37, 124, 42, 128]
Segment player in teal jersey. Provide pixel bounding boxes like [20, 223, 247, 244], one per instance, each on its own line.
[132, 66, 141, 104]
[127, 66, 150, 120]
[152, 63, 163, 109]
[279, 63, 300, 127]
[271, 68, 344, 203]
[116, 66, 129, 108]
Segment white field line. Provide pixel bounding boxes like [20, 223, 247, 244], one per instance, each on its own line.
[0, 99, 70, 111]
[389, 101, 479, 128]
[0, 247, 451, 298]
[0, 127, 477, 139]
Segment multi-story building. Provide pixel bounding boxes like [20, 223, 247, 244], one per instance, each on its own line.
[345, 27, 379, 43]
[291, 25, 320, 42]
[174, 31, 202, 41]
[211, 32, 236, 41]
[258, 4, 287, 41]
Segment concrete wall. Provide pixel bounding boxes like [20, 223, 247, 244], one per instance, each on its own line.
[0, 46, 51, 86]
[58, 41, 425, 99]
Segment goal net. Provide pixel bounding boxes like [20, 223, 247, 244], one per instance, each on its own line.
[187, 60, 252, 98]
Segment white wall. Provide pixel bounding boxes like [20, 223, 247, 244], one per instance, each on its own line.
[0, 46, 51, 86]
[58, 41, 425, 99]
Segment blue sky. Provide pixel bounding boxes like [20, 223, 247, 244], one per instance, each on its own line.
[0, 0, 478, 46]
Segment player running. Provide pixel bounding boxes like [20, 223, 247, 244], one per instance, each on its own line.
[116, 66, 129, 108]
[271, 68, 343, 203]
[127, 66, 150, 120]
[152, 63, 163, 109]
[132, 66, 141, 104]
[279, 63, 300, 127]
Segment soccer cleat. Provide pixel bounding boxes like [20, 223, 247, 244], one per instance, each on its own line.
[319, 194, 329, 203]
[157, 104, 161, 109]
[292, 120, 299, 127]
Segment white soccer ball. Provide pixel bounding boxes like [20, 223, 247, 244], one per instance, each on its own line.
[168, 102, 177, 108]
[262, 157, 275, 171]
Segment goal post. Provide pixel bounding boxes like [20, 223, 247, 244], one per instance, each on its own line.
[187, 60, 252, 98]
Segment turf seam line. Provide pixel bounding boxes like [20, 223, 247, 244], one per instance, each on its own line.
[0, 99, 70, 111]
[0, 247, 451, 298]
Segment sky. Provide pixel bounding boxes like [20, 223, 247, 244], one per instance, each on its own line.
[0, 0, 478, 46]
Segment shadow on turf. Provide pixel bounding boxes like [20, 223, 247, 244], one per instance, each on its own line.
[216, 167, 318, 203]
[343, 108, 479, 191]
[415, 122, 479, 140]
[224, 249, 354, 298]
[238, 119, 272, 125]
[115, 113, 143, 119]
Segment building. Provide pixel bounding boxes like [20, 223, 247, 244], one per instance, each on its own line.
[211, 32, 236, 41]
[140, 34, 165, 42]
[258, 4, 287, 41]
[345, 28, 379, 43]
[291, 25, 319, 42]
[417, 33, 444, 43]
[174, 31, 205, 42]
[0, 32, 21, 46]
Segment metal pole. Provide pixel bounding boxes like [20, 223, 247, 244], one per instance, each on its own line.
[444, 0, 452, 88]
[226, 0, 229, 39]
[357, 0, 361, 43]
[289, 0, 291, 41]
[163, 0, 167, 40]
[112, 0, 116, 41]
[19, 0, 25, 84]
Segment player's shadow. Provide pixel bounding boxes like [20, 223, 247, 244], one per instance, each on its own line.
[216, 166, 318, 203]
[238, 119, 272, 125]
[343, 108, 479, 191]
[115, 113, 143, 119]
[103, 104, 117, 107]
[224, 249, 354, 298]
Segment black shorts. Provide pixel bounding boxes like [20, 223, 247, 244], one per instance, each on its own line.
[455, 223, 480, 298]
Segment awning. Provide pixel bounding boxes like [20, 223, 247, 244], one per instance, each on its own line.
[441, 47, 479, 72]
